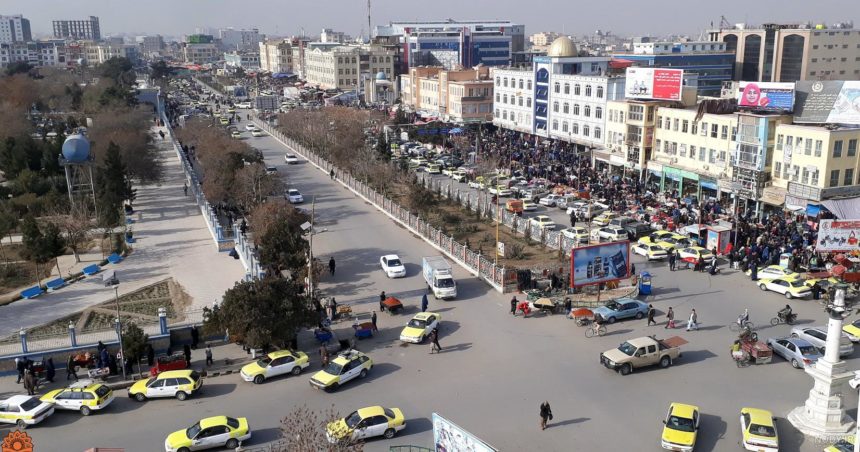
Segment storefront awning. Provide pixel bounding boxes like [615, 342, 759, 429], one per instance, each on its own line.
[760, 186, 787, 206]
[821, 197, 860, 219]
[806, 204, 823, 217]
[700, 180, 718, 190]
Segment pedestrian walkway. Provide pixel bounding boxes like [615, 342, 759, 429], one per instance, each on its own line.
[0, 127, 246, 338]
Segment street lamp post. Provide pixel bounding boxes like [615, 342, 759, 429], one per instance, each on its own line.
[113, 283, 127, 381]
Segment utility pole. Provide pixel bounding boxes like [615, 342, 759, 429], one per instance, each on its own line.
[307, 196, 316, 298]
[367, 0, 372, 43]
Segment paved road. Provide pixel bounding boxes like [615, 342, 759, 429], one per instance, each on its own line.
[11, 112, 860, 452]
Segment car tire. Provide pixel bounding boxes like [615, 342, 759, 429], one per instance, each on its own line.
[178, 448, 190, 452]
[785, 292, 793, 299]
[176, 391, 188, 401]
[659, 356, 671, 368]
[327, 383, 339, 392]
[791, 332, 798, 338]
[791, 358, 800, 369]
[383, 428, 396, 439]
[759, 284, 768, 291]
[134, 393, 146, 402]
[226, 439, 239, 449]
[635, 312, 644, 320]
[619, 364, 632, 376]
[80, 406, 91, 416]
[359, 369, 368, 379]
[292, 366, 303, 376]
[16, 419, 26, 429]
[254, 375, 265, 384]
[608, 316, 617, 324]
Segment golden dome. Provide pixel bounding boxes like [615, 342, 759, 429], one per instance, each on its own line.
[547, 36, 577, 58]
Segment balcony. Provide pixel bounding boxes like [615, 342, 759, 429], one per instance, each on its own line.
[460, 96, 487, 102]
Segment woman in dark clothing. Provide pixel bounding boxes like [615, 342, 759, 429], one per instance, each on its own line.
[45, 357, 56, 383]
[540, 401, 553, 430]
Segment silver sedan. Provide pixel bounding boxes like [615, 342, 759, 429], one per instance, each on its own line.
[766, 336, 822, 369]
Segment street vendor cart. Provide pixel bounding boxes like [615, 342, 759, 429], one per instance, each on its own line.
[352, 313, 375, 339]
[382, 296, 404, 314]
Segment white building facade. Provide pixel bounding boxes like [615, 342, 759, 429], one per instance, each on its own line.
[259, 39, 293, 74]
[0, 15, 31, 44]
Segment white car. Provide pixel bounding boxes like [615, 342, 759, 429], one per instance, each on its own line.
[380, 254, 406, 278]
[538, 194, 563, 207]
[632, 243, 668, 260]
[0, 395, 55, 428]
[285, 188, 303, 204]
[251, 130, 265, 137]
[530, 215, 556, 230]
[747, 265, 800, 280]
[451, 171, 467, 182]
[284, 153, 300, 164]
[488, 185, 512, 196]
[522, 201, 538, 212]
[245, 123, 257, 131]
[790, 326, 855, 357]
[236, 102, 252, 109]
[561, 226, 589, 244]
[757, 277, 811, 299]
[596, 225, 628, 242]
[265, 166, 278, 175]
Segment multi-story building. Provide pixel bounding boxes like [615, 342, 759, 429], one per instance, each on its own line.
[375, 20, 525, 69]
[259, 39, 293, 74]
[140, 35, 165, 56]
[0, 15, 31, 44]
[770, 124, 860, 213]
[399, 65, 493, 123]
[320, 29, 348, 44]
[530, 32, 561, 48]
[84, 43, 139, 65]
[708, 22, 860, 82]
[492, 37, 625, 151]
[604, 99, 668, 177]
[53, 16, 100, 40]
[224, 51, 260, 69]
[612, 41, 735, 96]
[219, 28, 262, 50]
[304, 45, 396, 91]
[733, 112, 794, 212]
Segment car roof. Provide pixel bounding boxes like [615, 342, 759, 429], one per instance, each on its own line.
[200, 416, 229, 429]
[669, 402, 699, 418]
[413, 312, 438, 321]
[268, 350, 297, 359]
[332, 350, 366, 364]
[157, 370, 195, 379]
[3, 395, 37, 405]
[288, 188, 300, 193]
[783, 337, 814, 347]
[382, 254, 400, 260]
[356, 406, 386, 418]
[68, 379, 103, 390]
[741, 407, 774, 425]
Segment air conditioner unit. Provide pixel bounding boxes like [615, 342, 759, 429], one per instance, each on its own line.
[703, 165, 709, 170]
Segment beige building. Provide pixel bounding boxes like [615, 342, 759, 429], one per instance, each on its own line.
[259, 39, 293, 74]
[530, 32, 561, 48]
[183, 42, 219, 64]
[770, 124, 860, 209]
[604, 100, 667, 176]
[84, 43, 139, 65]
[304, 45, 396, 90]
[399, 66, 493, 123]
[708, 23, 860, 82]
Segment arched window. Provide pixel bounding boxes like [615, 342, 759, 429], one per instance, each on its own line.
[562, 121, 569, 133]
[585, 85, 592, 97]
[518, 97, 523, 106]
[563, 103, 570, 114]
[552, 120, 559, 130]
[583, 125, 590, 136]
[595, 107, 603, 119]
[351, 57, 356, 64]
[527, 80, 532, 90]
[503, 94, 508, 104]
[573, 104, 580, 115]
[594, 127, 602, 139]
[495, 93, 500, 102]
[495, 77, 500, 86]
[338, 57, 343, 64]
[371, 56, 377, 63]
[503, 77, 508, 87]
[518, 79, 524, 89]
[574, 84, 581, 95]
[503, 110, 508, 120]
[386, 56, 391, 63]
[526, 98, 532, 107]
[584, 105, 591, 117]
[596, 86, 604, 98]
[495, 109, 499, 118]
[564, 83, 570, 94]
[553, 101, 559, 112]
[554, 82, 561, 93]
[572, 123, 579, 134]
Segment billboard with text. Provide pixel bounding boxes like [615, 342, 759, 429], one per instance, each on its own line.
[816, 219, 860, 251]
[625, 68, 683, 101]
[433, 413, 497, 452]
[795, 81, 860, 125]
[736, 82, 795, 111]
[570, 241, 630, 287]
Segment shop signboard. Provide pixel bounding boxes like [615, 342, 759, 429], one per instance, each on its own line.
[570, 241, 630, 287]
[736, 82, 795, 111]
[433, 413, 497, 452]
[817, 219, 860, 251]
[795, 81, 860, 125]
[625, 68, 684, 101]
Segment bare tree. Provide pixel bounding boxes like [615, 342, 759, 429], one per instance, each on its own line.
[272, 404, 363, 452]
[233, 164, 281, 209]
[47, 203, 93, 263]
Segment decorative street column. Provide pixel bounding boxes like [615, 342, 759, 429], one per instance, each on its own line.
[158, 307, 168, 335]
[68, 321, 77, 347]
[789, 285, 856, 437]
[19, 328, 27, 354]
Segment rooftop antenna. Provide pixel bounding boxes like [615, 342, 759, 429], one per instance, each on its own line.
[367, 0, 372, 42]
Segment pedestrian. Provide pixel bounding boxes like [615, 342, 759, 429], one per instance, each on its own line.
[539, 401, 553, 430]
[191, 326, 199, 349]
[379, 291, 387, 312]
[158, 130, 165, 140]
[45, 357, 55, 383]
[146, 344, 155, 368]
[371, 311, 378, 332]
[421, 293, 429, 313]
[328, 257, 336, 276]
[429, 327, 442, 353]
[665, 307, 675, 329]
[631, 262, 636, 275]
[15, 356, 24, 384]
[183, 183, 188, 196]
[563, 297, 572, 316]
[510, 296, 518, 315]
[99, 348, 109, 369]
[687, 309, 698, 331]
[750, 263, 758, 281]
[183, 344, 192, 367]
[320, 345, 329, 367]
[647, 304, 656, 326]
[23, 369, 36, 396]
[330, 169, 335, 180]
[668, 251, 676, 271]
[66, 354, 79, 381]
[205, 345, 213, 366]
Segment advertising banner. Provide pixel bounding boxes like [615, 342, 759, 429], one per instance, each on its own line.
[433, 413, 497, 452]
[736, 82, 795, 111]
[795, 81, 860, 125]
[625, 68, 683, 101]
[570, 241, 630, 287]
[816, 219, 860, 251]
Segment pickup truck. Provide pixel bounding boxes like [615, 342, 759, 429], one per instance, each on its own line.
[600, 336, 686, 376]
[609, 217, 651, 239]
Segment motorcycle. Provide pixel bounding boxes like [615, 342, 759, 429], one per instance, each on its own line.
[770, 312, 796, 326]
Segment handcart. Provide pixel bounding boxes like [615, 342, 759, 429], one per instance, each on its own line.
[571, 308, 595, 326]
[532, 297, 559, 315]
[352, 313, 375, 339]
[383, 296, 404, 314]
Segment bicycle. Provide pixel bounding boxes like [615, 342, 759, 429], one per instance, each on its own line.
[585, 322, 607, 338]
[729, 321, 755, 332]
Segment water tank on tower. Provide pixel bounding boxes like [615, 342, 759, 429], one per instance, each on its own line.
[62, 134, 91, 163]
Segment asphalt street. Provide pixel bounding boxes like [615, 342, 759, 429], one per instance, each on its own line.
[9, 113, 860, 452]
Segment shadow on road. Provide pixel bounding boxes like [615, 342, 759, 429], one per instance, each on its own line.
[249, 427, 283, 444]
[438, 342, 472, 353]
[548, 417, 590, 428]
[201, 382, 237, 398]
[677, 349, 718, 365]
[606, 328, 632, 336]
[696, 413, 727, 452]
[362, 362, 401, 385]
[403, 417, 433, 436]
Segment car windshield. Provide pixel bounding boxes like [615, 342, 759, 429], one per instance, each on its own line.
[257, 357, 272, 367]
[186, 422, 202, 439]
[618, 342, 637, 356]
[604, 302, 620, 311]
[345, 411, 362, 429]
[19, 397, 41, 411]
[749, 423, 776, 437]
[387, 259, 402, 267]
[94, 385, 110, 398]
[226, 417, 240, 429]
[832, 440, 854, 452]
[289, 190, 299, 196]
[667, 415, 696, 432]
[323, 362, 344, 375]
[789, 280, 806, 288]
[436, 278, 455, 288]
[408, 319, 427, 328]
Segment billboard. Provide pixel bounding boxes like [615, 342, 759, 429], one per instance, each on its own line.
[816, 219, 860, 251]
[795, 81, 860, 125]
[570, 241, 630, 287]
[736, 82, 795, 111]
[433, 413, 497, 452]
[625, 68, 683, 101]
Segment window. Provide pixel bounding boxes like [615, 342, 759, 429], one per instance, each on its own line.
[700, 122, 707, 136]
[656, 139, 661, 151]
[527, 98, 532, 107]
[691, 122, 698, 135]
[585, 85, 592, 97]
[811, 169, 820, 186]
[846, 168, 855, 186]
[815, 140, 823, 157]
[572, 123, 579, 134]
[708, 149, 716, 164]
[563, 102, 570, 114]
[834, 140, 843, 158]
[711, 124, 718, 138]
[503, 77, 508, 87]
[503, 94, 508, 104]
[502, 110, 507, 120]
[562, 121, 568, 132]
[495, 109, 499, 118]
[802, 167, 810, 184]
[553, 101, 559, 112]
[831, 169, 840, 187]
[583, 125, 590, 136]
[699, 147, 706, 161]
[518, 97, 523, 106]
[574, 84, 581, 95]
[495, 93, 500, 102]
[682, 120, 689, 133]
[596, 86, 604, 98]
[552, 120, 558, 130]
[774, 161, 781, 177]
[518, 79, 523, 89]
[595, 107, 602, 119]
[849, 139, 858, 157]
[573, 104, 580, 115]
[584, 105, 591, 117]
[527, 80, 532, 90]
[554, 82, 560, 93]
[594, 127, 601, 139]
[721, 125, 728, 140]
[805, 139, 812, 155]
[673, 119, 679, 131]
[563, 83, 570, 94]
[689, 145, 696, 159]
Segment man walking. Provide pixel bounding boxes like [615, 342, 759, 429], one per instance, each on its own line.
[328, 257, 336, 276]
[540, 401, 553, 430]
[371, 311, 378, 332]
[647, 304, 657, 326]
[421, 293, 429, 313]
[687, 309, 699, 331]
[668, 250, 676, 271]
[665, 307, 675, 329]
[66, 354, 79, 381]
[379, 291, 387, 312]
[429, 327, 442, 353]
[511, 296, 518, 315]
[23, 369, 36, 396]
[205, 345, 214, 367]
[183, 344, 192, 367]
[183, 183, 188, 196]
[15, 356, 24, 384]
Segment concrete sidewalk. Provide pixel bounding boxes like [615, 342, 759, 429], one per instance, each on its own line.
[0, 127, 246, 338]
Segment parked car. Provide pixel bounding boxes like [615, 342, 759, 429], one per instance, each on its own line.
[765, 337, 821, 369]
[790, 326, 854, 357]
[592, 298, 649, 323]
[739, 407, 779, 452]
[596, 225, 628, 242]
[529, 215, 556, 230]
[661, 402, 699, 452]
[632, 242, 668, 260]
[746, 264, 800, 280]
[240, 350, 310, 384]
[538, 194, 564, 207]
[758, 277, 811, 299]
[326, 406, 406, 443]
[561, 226, 589, 244]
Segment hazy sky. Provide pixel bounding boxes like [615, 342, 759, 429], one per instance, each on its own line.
[5, 0, 860, 39]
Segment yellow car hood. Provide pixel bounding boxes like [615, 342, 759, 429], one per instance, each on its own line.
[326, 419, 352, 439]
[401, 326, 425, 338]
[166, 429, 191, 449]
[40, 389, 62, 402]
[844, 323, 860, 337]
[129, 379, 149, 394]
[663, 428, 696, 447]
[241, 362, 265, 376]
[311, 370, 339, 386]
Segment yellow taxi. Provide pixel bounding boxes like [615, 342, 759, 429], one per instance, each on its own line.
[739, 407, 778, 452]
[309, 350, 373, 392]
[165, 415, 251, 452]
[654, 235, 694, 252]
[677, 246, 713, 261]
[41, 380, 114, 416]
[219, 117, 229, 125]
[824, 435, 854, 451]
[661, 402, 699, 451]
[240, 350, 309, 384]
[844, 319, 860, 343]
[0, 395, 55, 429]
[128, 369, 202, 402]
[591, 212, 619, 227]
[757, 276, 812, 299]
[805, 276, 840, 289]
[399, 312, 441, 343]
[637, 230, 680, 246]
[746, 264, 800, 280]
[326, 406, 406, 444]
